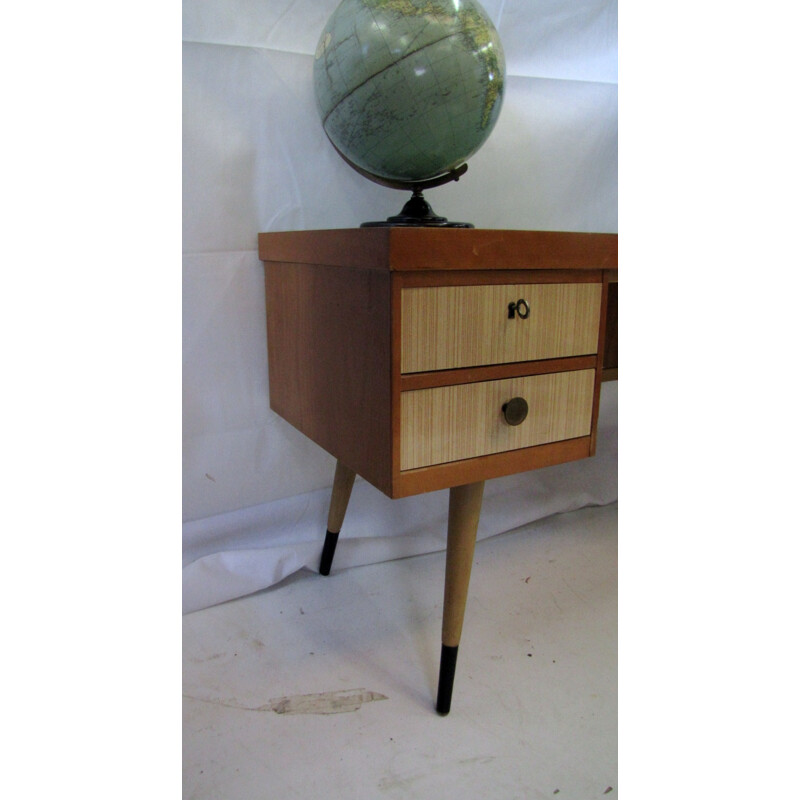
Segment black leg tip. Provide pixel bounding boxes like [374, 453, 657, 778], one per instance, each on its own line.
[319, 530, 339, 576]
[435, 644, 459, 715]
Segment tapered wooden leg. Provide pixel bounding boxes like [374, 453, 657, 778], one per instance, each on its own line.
[319, 460, 357, 576]
[436, 480, 485, 715]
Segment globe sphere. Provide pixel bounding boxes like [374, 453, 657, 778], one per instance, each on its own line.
[313, 0, 505, 185]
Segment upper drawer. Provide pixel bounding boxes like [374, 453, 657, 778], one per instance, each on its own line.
[400, 282, 602, 374]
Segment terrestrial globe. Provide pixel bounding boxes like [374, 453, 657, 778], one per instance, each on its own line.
[313, 0, 505, 226]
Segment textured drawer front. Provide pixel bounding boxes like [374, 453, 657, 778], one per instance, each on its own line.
[400, 369, 595, 471]
[401, 282, 602, 374]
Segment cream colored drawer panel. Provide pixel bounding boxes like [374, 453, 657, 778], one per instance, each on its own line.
[400, 369, 595, 471]
[401, 282, 602, 374]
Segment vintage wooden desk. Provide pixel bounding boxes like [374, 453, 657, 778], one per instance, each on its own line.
[258, 227, 617, 714]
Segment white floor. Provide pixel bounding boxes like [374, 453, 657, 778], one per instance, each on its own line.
[183, 502, 617, 800]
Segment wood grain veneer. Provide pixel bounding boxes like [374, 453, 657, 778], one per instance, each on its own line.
[400, 369, 596, 471]
[401, 282, 602, 373]
[259, 228, 618, 271]
[392, 437, 592, 498]
[398, 355, 597, 391]
[388, 228, 618, 272]
[398, 269, 603, 288]
[264, 260, 393, 494]
[260, 229, 617, 499]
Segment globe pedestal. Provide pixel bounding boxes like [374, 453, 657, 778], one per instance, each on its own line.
[361, 188, 473, 228]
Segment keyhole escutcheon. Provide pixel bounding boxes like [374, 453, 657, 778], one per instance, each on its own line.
[508, 299, 530, 319]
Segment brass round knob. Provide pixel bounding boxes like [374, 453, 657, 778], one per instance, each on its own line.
[502, 397, 528, 426]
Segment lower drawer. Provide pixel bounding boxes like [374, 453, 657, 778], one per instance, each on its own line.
[400, 369, 595, 471]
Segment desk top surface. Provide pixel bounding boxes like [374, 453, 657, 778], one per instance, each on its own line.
[258, 228, 617, 272]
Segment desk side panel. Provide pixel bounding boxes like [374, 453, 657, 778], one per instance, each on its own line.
[264, 261, 393, 494]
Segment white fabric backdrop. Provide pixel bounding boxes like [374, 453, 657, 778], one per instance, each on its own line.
[183, 0, 618, 613]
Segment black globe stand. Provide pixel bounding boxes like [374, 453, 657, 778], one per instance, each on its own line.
[361, 187, 473, 228]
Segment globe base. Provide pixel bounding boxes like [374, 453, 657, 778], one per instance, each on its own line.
[361, 189, 473, 229]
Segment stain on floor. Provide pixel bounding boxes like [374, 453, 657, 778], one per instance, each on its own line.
[264, 688, 388, 715]
[184, 688, 388, 715]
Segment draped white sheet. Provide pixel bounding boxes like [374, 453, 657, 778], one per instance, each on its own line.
[183, 0, 618, 613]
